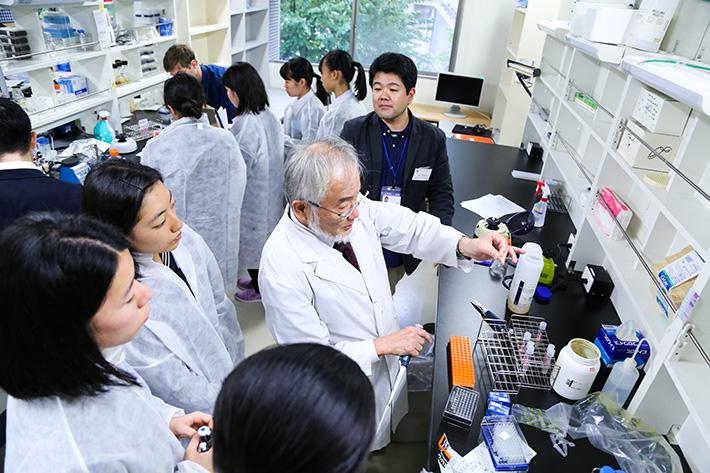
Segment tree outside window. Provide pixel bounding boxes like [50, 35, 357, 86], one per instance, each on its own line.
[274, 0, 460, 73]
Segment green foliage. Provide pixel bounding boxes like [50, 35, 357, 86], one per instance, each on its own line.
[280, 0, 352, 62]
[279, 0, 438, 70]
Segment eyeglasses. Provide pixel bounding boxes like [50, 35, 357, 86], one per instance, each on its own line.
[308, 191, 369, 220]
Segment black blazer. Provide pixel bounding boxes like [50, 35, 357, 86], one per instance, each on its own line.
[342, 111, 455, 274]
[0, 168, 83, 231]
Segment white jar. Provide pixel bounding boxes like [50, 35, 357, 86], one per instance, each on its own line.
[552, 338, 601, 400]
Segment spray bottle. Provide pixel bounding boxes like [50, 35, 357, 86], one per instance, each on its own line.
[94, 110, 115, 143]
[532, 181, 550, 227]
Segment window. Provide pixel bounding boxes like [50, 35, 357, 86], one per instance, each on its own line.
[269, 0, 461, 74]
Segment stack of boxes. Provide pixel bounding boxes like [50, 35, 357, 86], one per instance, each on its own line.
[0, 27, 30, 59]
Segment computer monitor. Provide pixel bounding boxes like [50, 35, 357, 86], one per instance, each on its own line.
[435, 72, 484, 118]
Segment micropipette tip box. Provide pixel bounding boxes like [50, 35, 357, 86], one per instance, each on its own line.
[480, 415, 529, 471]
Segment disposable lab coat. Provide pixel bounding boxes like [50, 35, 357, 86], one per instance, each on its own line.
[259, 198, 472, 449]
[229, 108, 284, 269]
[4, 347, 208, 473]
[316, 89, 367, 138]
[127, 224, 244, 414]
[283, 89, 326, 158]
[141, 116, 247, 291]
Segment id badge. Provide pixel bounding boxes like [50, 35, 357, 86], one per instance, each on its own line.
[381, 186, 402, 205]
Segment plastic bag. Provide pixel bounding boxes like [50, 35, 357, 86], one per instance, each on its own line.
[567, 393, 681, 473]
[407, 334, 435, 392]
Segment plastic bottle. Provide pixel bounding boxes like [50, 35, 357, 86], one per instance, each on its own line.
[532, 181, 550, 227]
[601, 340, 645, 406]
[535, 321, 547, 343]
[552, 338, 601, 400]
[507, 242, 544, 314]
[539, 249, 555, 284]
[601, 357, 639, 406]
[94, 110, 115, 143]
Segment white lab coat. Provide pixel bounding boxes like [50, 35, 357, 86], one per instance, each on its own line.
[316, 89, 367, 138]
[141, 116, 247, 291]
[283, 89, 326, 158]
[4, 347, 208, 473]
[229, 108, 285, 269]
[259, 198, 472, 450]
[127, 224, 244, 414]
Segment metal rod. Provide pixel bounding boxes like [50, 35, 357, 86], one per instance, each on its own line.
[0, 41, 101, 62]
[567, 81, 614, 119]
[28, 88, 111, 116]
[556, 133, 593, 185]
[687, 329, 710, 368]
[595, 190, 677, 313]
[619, 121, 710, 203]
[541, 58, 566, 79]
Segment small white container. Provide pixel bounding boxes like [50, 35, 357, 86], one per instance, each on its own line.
[624, 0, 679, 53]
[632, 87, 690, 135]
[552, 338, 601, 400]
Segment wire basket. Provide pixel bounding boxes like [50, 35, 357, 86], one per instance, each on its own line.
[475, 315, 557, 394]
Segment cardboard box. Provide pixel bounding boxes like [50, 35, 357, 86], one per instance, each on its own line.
[632, 88, 690, 135]
[617, 118, 681, 172]
[594, 324, 650, 367]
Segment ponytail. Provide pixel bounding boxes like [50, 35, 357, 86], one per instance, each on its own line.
[352, 61, 366, 101]
[319, 50, 367, 102]
[314, 73, 328, 106]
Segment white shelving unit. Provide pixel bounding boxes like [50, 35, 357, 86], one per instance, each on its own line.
[1, 0, 178, 134]
[175, 0, 230, 67]
[491, 0, 573, 147]
[525, 26, 710, 472]
[229, 0, 269, 82]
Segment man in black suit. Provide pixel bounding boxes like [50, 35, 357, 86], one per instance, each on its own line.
[0, 98, 82, 231]
[341, 53, 454, 292]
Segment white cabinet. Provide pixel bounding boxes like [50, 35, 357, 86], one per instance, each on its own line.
[175, 0, 230, 67]
[526, 27, 710, 472]
[491, 0, 573, 147]
[1, 1, 177, 133]
[229, 0, 268, 81]
[173, 0, 269, 82]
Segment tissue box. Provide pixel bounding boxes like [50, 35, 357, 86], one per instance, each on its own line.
[594, 324, 650, 367]
[617, 119, 681, 172]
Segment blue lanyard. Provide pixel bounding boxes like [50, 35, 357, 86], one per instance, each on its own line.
[382, 133, 409, 184]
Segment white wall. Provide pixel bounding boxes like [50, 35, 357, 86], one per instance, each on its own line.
[266, 0, 514, 116]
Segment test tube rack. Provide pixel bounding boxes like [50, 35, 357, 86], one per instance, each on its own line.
[480, 415, 530, 471]
[475, 315, 557, 394]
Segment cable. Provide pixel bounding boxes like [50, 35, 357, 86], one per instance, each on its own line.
[638, 59, 710, 74]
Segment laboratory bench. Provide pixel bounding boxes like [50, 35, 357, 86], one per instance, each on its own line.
[426, 140, 691, 472]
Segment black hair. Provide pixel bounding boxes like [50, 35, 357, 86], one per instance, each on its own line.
[279, 57, 328, 106]
[221, 62, 269, 116]
[0, 97, 32, 156]
[82, 160, 163, 236]
[318, 50, 367, 101]
[213, 343, 375, 473]
[0, 212, 140, 399]
[368, 52, 418, 93]
[164, 72, 204, 119]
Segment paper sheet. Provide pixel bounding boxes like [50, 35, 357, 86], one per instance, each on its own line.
[460, 194, 526, 219]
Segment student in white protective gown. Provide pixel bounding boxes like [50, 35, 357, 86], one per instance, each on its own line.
[82, 160, 244, 415]
[141, 72, 247, 291]
[222, 62, 284, 303]
[280, 57, 328, 158]
[259, 138, 519, 450]
[316, 49, 367, 138]
[0, 213, 213, 472]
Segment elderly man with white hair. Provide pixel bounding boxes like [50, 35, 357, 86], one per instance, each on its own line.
[259, 136, 519, 451]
